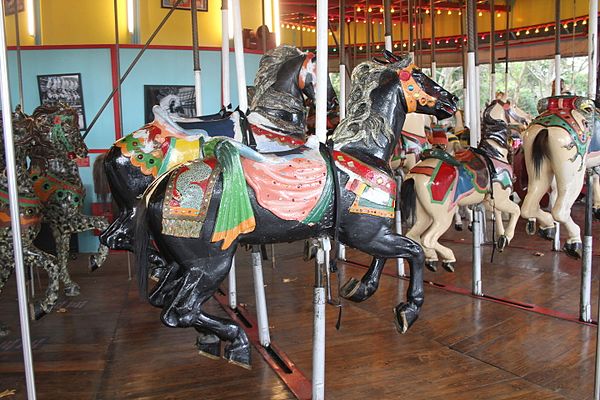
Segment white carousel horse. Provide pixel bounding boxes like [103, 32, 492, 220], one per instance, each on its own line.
[401, 108, 519, 272]
[520, 95, 597, 258]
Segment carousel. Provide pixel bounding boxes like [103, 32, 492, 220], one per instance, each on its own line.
[0, 0, 599, 399]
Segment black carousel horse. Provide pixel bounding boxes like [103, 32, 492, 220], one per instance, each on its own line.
[99, 45, 336, 263]
[29, 104, 109, 296]
[134, 53, 457, 368]
[0, 109, 62, 336]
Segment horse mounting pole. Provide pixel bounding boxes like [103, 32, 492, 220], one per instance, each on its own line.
[13, 4, 24, 108]
[490, 0, 496, 102]
[113, 0, 124, 138]
[588, 0, 598, 99]
[339, 0, 347, 119]
[83, 0, 184, 139]
[0, 0, 37, 397]
[221, 0, 231, 107]
[366, 0, 371, 60]
[191, 0, 203, 116]
[554, 0, 561, 95]
[461, 0, 469, 130]
[252, 245, 271, 346]
[581, 170, 594, 323]
[231, 0, 248, 112]
[408, 0, 414, 58]
[504, 0, 509, 94]
[313, 2, 329, 397]
[430, 0, 436, 78]
[384, 0, 392, 51]
[466, 0, 477, 144]
[472, 205, 483, 296]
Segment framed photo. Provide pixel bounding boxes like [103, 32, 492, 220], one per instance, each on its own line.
[144, 85, 197, 123]
[37, 73, 86, 131]
[4, 0, 25, 15]
[161, 0, 207, 11]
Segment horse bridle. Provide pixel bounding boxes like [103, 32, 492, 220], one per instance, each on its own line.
[398, 65, 438, 113]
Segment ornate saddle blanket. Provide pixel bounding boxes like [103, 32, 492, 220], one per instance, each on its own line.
[162, 139, 332, 249]
[116, 122, 204, 177]
[30, 169, 84, 208]
[0, 189, 41, 228]
[414, 148, 490, 207]
[333, 151, 396, 219]
[534, 96, 592, 161]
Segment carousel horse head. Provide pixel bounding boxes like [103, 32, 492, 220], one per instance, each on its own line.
[481, 104, 512, 157]
[32, 103, 87, 159]
[250, 45, 337, 133]
[487, 93, 532, 132]
[333, 53, 457, 165]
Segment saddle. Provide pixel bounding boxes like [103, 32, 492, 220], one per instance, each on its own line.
[0, 189, 41, 228]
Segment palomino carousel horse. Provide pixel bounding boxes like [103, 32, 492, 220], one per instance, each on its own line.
[401, 107, 520, 272]
[520, 95, 597, 258]
[28, 104, 109, 296]
[100, 45, 336, 257]
[0, 109, 61, 336]
[134, 55, 457, 368]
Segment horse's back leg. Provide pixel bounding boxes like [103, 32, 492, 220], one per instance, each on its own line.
[420, 207, 456, 272]
[521, 146, 554, 235]
[22, 244, 60, 319]
[592, 174, 600, 220]
[51, 228, 79, 297]
[487, 184, 521, 251]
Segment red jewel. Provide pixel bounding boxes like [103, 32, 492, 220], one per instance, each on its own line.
[399, 71, 411, 81]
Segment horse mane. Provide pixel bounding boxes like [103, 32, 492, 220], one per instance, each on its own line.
[481, 104, 510, 154]
[251, 45, 304, 110]
[331, 58, 410, 148]
[32, 103, 78, 122]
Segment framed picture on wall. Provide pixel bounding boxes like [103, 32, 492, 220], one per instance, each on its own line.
[37, 73, 87, 131]
[161, 0, 207, 11]
[4, 0, 25, 15]
[144, 85, 197, 123]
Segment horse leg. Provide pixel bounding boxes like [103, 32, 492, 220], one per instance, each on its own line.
[454, 208, 463, 231]
[520, 158, 554, 238]
[195, 311, 251, 369]
[405, 199, 432, 245]
[488, 185, 521, 252]
[421, 210, 455, 272]
[23, 245, 60, 320]
[65, 214, 110, 271]
[551, 167, 585, 258]
[51, 227, 79, 296]
[339, 257, 386, 302]
[0, 251, 14, 337]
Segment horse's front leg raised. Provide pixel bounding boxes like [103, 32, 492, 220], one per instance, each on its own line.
[50, 227, 79, 296]
[23, 244, 60, 320]
[487, 184, 521, 251]
[344, 224, 425, 333]
[68, 214, 110, 271]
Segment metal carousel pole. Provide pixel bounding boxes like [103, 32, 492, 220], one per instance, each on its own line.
[221, 0, 231, 108]
[504, 0, 509, 94]
[467, 0, 483, 297]
[408, 0, 414, 58]
[581, 0, 598, 326]
[0, 0, 37, 397]
[430, 0, 436, 79]
[461, 0, 469, 131]
[313, 0, 329, 397]
[490, 0, 496, 102]
[551, 0, 562, 252]
[191, 0, 202, 116]
[383, 0, 392, 51]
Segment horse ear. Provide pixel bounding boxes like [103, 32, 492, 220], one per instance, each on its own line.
[372, 57, 389, 65]
[383, 50, 399, 62]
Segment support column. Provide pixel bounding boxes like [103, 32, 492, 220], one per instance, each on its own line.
[490, 0, 496, 101]
[232, 0, 248, 112]
[221, 0, 231, 108]
[588, 0, 598, 99]
[466, 0, 478, 146]
[384, 0, 392, 51]
[191, 0, 202, 116]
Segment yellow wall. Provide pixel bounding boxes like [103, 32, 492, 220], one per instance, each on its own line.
[4, 0, 263, 47]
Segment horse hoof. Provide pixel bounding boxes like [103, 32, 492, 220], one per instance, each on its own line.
[88, 255, 99, 272]
[0, 324, 9, 338]
[303, 239, 318, 262]
[526, 220, 536, 235]
[593, 208, 600, 221]
[30, 302, 47, 320]
[467, 223, 473, 232]
[339, 278, 364, 302]
[563, 242, 583, 259]
[224, 340, 251, 370]
[454, 223, 463, 232]
[64, 283, 80, 297]
[425, 260, 438, 272]
[196, 332, 221, 360]
[497, 235, 508, 252]
[150, 267, 167, 282]
[393, 303, 420, 334]
[441, 262, 455, 273]
[538, 226, 556, 241]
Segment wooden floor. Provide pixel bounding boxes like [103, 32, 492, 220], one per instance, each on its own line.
[1, 203, 599, 399]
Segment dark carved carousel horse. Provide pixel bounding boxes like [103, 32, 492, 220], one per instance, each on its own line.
[0, 109, 61, 336]
[134, 54, 457, 368]
[100, 45, 336, 260]
[29, 104, 109, 296]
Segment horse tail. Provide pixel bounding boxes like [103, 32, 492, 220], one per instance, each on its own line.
[92, 152, 111, 203]
[134, 197, 150, 298]
[400, 178, 416, 223]
[532, 128, 549, 178]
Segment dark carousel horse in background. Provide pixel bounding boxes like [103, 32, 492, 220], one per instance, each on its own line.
[29, 104, 109, 296]
[134, 54, 457, 368]
[0, 109, 61, 336]
[99, 45, 336, 261]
